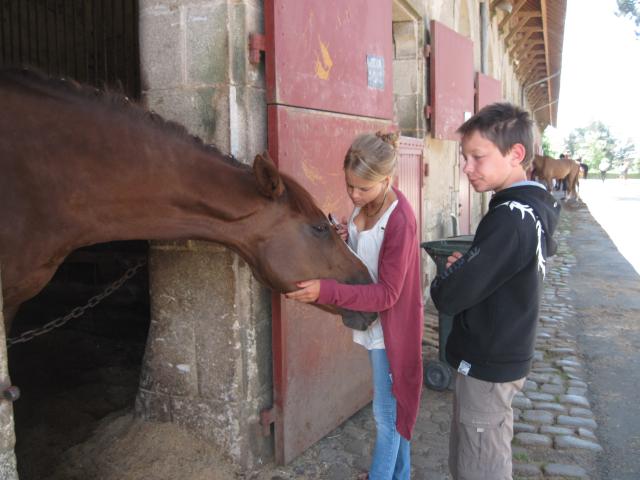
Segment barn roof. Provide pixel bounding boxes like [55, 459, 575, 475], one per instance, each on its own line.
[492, 0, 567, 128]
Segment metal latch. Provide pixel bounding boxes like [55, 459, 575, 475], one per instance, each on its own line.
[259, 407, 275, 436]
[249, 33, 266, 65]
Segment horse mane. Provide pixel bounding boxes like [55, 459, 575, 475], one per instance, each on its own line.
[280, 175, 325, 218]
[0, 67, 245, 170]
[2, 67, 324, 218]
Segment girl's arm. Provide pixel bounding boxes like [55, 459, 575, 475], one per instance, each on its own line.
[287, 212, 417, 313]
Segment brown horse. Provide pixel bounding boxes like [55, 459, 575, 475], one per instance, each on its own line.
[532, 155, 581, 199]
[0, 69, 375, 330]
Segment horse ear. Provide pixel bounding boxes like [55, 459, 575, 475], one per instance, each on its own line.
[253, 151, 285, 199]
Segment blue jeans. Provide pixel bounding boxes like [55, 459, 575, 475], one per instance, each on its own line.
[368, 348, 411, 480]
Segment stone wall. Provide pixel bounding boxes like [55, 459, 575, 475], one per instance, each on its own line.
[0, 269, 19, 480]
[136, 0, 271, 470]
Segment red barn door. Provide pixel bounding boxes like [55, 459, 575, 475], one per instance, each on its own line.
[265, 0, 394, 464]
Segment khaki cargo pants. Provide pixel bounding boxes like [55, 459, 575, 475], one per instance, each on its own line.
[449, 373, 525, 480]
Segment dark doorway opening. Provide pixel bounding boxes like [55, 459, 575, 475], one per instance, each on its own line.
[1, 2, 145, 478]
[8, 241, 150, 480]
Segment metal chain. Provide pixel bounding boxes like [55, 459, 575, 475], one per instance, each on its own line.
[7, 259, 147, 348]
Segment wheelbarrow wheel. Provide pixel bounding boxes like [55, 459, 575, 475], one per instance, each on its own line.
[424, 361, 452, 391]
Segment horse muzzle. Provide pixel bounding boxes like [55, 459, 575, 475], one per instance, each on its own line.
[312, 303, 377, 330]
[339, 308, 378, 331]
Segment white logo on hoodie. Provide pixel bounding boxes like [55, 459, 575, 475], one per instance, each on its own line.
[496, 201, 546, 277]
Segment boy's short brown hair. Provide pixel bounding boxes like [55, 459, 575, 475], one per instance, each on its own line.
[457, 102, 534, 169]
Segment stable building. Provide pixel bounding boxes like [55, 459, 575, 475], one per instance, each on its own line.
[0, 0, 566, 476]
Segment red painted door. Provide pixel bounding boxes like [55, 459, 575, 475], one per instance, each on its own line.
[429, 20, 474, 141]
[475, 72, 502, 112]
[265, 0, 393, 464]
[395, 136, 424, 237]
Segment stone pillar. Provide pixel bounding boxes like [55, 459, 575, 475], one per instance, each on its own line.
[136, 1, 271, 470]
[392, 4, 426, 138]
[0, 268, 19, 480]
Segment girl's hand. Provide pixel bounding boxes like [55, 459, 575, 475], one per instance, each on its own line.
[335, 221, 348, 242]
[446, 251, 463, 269]
[285, 280, 321, 303]
[329, 213, 349, 242]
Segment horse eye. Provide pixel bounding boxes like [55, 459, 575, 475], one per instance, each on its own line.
[312, 223, 330, 234]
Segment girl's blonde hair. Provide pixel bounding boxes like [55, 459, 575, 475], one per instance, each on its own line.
[343, 131, 399, 181]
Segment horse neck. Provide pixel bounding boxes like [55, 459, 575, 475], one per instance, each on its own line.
[57, 119, 264, 250]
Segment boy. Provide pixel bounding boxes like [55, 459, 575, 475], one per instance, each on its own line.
[430, 103, 561, 480]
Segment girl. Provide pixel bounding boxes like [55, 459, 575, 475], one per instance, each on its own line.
[287, 132, 424, 480]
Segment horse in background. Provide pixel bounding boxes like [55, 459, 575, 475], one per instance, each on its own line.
[532, 154, 581, 200]
[0, 68, 375, 330]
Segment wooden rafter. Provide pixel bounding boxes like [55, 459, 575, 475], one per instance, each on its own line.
[530, 87, 547, 106]
[494, 0, 567, 126]
[499, 0, 527, 32]
[517, 51, 545, 74]
[540, 0, 552, 104]
[525, 64, 545, 82]
[509, 27, 541, 57]
[521, 61, 544, 82]
[523, 66, 545, 87]
[518, 40, 545, 61]
[517, 41, 544, 63]
[531, 93, 553, 112]
[505, 12, 541, 45]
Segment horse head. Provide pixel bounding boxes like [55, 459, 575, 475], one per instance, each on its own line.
[238, 152, 377, 330]
[0, 69, 377, 330]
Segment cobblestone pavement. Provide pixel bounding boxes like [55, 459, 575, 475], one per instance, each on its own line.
[255, 207, 601, 480]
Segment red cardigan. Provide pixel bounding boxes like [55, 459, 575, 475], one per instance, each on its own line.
[318, 189, 424, 440]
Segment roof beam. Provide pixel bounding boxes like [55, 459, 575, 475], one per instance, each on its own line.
[523, 68, 546, 91]
[521, 61, 545, 83]
[509, 27, 541, 57]
[530, 86, 547, 106]
[499, 0, 528, 32]
[516, 45, 544, 64]
[516, 58, 544, 78]
[540, 0, 552, 86]
[517, 39, 545, 61]
[505, 12, 541, 45]
[517, 51, 546, 73]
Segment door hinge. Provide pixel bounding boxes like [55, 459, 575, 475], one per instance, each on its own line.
[423, 44, 431, 59]
[259, 406, 275, 437]
[249, 33, 266, 65]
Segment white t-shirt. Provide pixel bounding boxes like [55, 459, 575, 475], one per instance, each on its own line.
[347, 200, 398, 350]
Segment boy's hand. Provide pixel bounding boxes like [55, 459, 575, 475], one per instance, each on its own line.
[446, 251, 464, 269]
[285, 280, 321, 303]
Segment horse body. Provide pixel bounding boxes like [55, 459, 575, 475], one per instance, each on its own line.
[533, 155, 581, 199]
[0, 69, 374, 328]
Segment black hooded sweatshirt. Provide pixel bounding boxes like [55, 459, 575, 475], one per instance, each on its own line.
[430, 184, 561, 383]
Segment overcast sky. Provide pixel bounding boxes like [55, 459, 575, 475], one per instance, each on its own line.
[552, 0, 640, 151]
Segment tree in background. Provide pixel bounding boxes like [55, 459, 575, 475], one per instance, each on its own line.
[616, 0, 640, 37]
[565, 122, 615, 169]
[615, 139, 637, 168]
[541, 132, 558, 158]
[564, 121, 637, 172]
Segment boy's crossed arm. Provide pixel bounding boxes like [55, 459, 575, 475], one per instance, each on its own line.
[430, 210, 535, 316]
